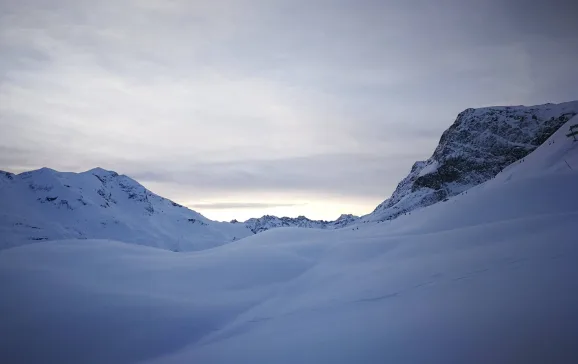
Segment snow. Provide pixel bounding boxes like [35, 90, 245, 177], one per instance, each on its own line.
[417, 160, 439, 176]
[1, 116, 578, 363]
[0, 168, 357, 251]
[0, 168, 254, 251]
[494, 117, 578, 182]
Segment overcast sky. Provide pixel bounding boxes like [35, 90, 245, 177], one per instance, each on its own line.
[1, 0, 577, 221]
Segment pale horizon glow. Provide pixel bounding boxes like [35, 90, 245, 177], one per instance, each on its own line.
[1, 0, 577, 221]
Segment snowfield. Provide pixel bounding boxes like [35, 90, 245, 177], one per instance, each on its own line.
[1, 116, 578, 363]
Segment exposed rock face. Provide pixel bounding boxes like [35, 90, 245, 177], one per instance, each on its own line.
[364, 101, 578, 222]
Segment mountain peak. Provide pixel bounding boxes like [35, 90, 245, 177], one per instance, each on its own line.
[16, 167, 59, 176]
[363, 100, 578, 222]
[0, 166, 253, 251]
[85, 167, 119, 177]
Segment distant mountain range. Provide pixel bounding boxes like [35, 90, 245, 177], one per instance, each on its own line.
[0, 167, 253, 251]
[243, 213, 358, 234]
[1, 100, 577, 250]
[360, 100, 578, 222]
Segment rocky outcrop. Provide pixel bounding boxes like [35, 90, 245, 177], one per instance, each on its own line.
[364, 101, 578, 222]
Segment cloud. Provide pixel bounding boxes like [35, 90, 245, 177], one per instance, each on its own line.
[128, 151, 424, 200]
[186, 202, 305, 210]
[1, 0, 578, 219]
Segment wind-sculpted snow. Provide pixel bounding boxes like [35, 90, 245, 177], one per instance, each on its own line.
[1, 117, 578, 363]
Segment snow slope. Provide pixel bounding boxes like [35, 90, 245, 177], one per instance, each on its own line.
[363, 100, 578, 222]
[1, 117, 577, 363]
[0, 168, 253, 251]
[494, 117, 578, 182]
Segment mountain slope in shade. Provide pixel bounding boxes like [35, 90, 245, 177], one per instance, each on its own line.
[1, 116, 577, 364]
[362, 100, 578, 222]
[0, 167, 253, 251]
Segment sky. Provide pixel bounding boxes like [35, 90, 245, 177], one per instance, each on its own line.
[1, 0, 577, 221]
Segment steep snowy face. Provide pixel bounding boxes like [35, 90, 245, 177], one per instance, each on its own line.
[493, 114, 578, 183]
[365, 101, 578, 222]
[0, 168, 253, 251]
[244, 213, 359, 233]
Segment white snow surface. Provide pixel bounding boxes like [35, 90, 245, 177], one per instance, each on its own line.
[0, 168, 254, 251]
[1, 116, 578, 363]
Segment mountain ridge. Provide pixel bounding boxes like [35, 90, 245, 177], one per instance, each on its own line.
[0, 166, 358, 250]
[0, 167, 253, 251]
[361, 100, 578, 222]
[2, 100, 577, 249]
[243, 213, 358, 233]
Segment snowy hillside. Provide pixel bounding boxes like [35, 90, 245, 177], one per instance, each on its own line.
[363, 100, 578, 222]
[2, 101, 576, 251]
[0, 167, 361, 250]
[0, 167, 253, 251]
[1, 115, 577, 363]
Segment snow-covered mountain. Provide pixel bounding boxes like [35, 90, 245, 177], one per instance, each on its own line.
[362, 100, 578, 222]
[241, 101, 578, 230]
[0, 167, 358, 250]
[0, 167, 253, 251]
[2, 101, 577, 250]
[244, 213, 358, 233]
[2, 115, 577, 364]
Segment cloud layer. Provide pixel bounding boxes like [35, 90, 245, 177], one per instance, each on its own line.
[1, 0, 577, 220]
